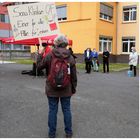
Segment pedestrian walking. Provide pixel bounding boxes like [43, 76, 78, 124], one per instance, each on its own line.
[129, 47, 138, 77]
[37, 35, 77, 138]
[103, 48, 110, 73]
[84, 48, 93, 73]
[92, 48, 99, 72]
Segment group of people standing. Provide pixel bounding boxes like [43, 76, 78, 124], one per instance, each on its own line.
[84, 48, 110, 73]
[84, 46, 138, 77]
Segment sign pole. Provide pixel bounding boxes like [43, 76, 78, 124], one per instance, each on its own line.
[2, 43, 4, 64]
[35, 37, 42, 78]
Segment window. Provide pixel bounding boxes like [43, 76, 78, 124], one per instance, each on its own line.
[100, 3, 113, 21]
[123, 6, 137, 22]
[13, 44, 23, 50]
[24, 46, 30, 51]
[0, 14, 5, 22]
[99, 37, 112, 52]
[122, 38, 135, 53]
[56, 5, 67, 21]
[5, 15, 10, 23]
[5, 44, 11, 50]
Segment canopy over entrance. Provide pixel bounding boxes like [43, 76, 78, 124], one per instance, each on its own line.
[1, 35, 73, 46]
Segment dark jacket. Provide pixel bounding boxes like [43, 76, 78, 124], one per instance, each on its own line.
[69, 48, 77, 59]
[84, 49, 93, 62]
[37, 47, 77, 97]
[103, 51, 110, 61]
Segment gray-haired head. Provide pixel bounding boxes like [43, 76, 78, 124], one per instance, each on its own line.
[54, 34, 68, 48]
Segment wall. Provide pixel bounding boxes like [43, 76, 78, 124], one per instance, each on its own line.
[56, 2, 97, 54]
[117, 2, 139, 54]
[96, 2, 117, 55]
[0, 4, 11, 34]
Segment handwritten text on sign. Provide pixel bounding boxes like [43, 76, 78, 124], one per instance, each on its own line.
[8, 2, 60, 41]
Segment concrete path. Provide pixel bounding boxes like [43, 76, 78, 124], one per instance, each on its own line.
[0, 60, 15, 64]
[0, 63, 139, 138]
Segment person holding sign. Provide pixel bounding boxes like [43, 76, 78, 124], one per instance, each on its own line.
[37, 35, 77, 138]
[42, 42, 52, 76]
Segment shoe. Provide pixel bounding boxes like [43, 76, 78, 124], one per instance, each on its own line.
[66, 133, 73, 138]
[48, 134, 56, 138]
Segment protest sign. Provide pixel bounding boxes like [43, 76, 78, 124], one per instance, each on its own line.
[8, 2, 60, 41]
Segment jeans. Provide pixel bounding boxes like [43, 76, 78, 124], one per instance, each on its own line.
[47, 96, 72, 137]
[92, 58, 99, 71]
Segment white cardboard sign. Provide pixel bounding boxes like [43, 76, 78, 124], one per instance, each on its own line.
[8, 2, 60, 41]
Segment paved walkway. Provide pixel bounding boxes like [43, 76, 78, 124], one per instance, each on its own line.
[0, 63, 139, 138]
[0, 60, 15, 64]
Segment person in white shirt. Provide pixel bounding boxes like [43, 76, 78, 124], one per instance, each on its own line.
[129, 47, 138, 77]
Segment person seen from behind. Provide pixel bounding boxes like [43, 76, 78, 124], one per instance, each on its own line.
[37, 34, 77, 138]
[129, 47, 138, 77]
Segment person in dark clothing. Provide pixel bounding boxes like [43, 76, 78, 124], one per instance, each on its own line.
[69, 47, 77, 59]
[37, 35, 77, 138]
[84, 48, 93, 73]
[41, 42, 52, 76]
[103, 48, 110, 73]
[32, 44, 44, 76]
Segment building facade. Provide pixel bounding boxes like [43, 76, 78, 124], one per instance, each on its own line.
[55, 2, 139, 63]
[116, 2, 139, 62]
[0, 2, 139, 62]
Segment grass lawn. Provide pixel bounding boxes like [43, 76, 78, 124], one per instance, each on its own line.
[11, 59, 34, 65]
[76, 63, 131, 72]
[11, 59, 138, 72]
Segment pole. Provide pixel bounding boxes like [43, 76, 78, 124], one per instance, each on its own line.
[35, 38, 42, 78]
[6, 8, 11, 60]
[35, 45, 38, 78]
[2, 43, 4, 64]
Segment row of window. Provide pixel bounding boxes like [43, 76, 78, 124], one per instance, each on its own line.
[99, 37, 135, 53]
[0, 37, 135, 53]
[100, 3, 137, 22]
[57, 4, 137, 22]
[0, 41, 30, 50]
[0, 4, 137, 23]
